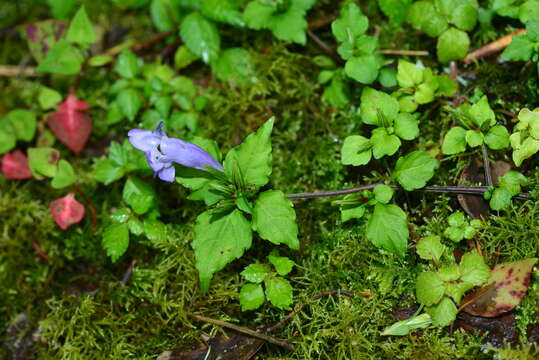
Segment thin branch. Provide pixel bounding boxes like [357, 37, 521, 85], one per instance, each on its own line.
[307, 30, 343, 64]
[286, 183, 381, 199]
[464, 29, 526, 64]
[0, 65, 41, 77]
[481, 144, 493, 187]
[73, 185, 97, 228]
[187, 313, 294, 351]
[379, 49, 429, 56]
[32, 241, 51, 262]
[121, 260, 137, 286]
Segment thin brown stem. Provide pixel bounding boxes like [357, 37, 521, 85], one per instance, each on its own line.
[73, 185, 97, 228]
[121, 260, 137, 286]
[0, 65, 40, 77]
[464, 29, 526, 64]
[379, 49, 429, 56]
[187, 313, 294, 351]
[307, 30, 343, 65]
[32, 241, 51, 262]
[481, 144, 493, 187]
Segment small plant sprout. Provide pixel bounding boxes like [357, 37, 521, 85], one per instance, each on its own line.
[509, 108, 539, 166]
[443, 211, 481, 243]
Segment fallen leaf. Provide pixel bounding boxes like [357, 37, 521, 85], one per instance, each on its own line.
[1, 150, 32, 179]
[24, 20, 67, 62]
[457, 159, 489, 218]
[157, 332, 264, 360]
[48, 95, 92, 154]
[49, 193, 85, 230]
[456, 312, 519, 347]
[462, 258, 538, 317]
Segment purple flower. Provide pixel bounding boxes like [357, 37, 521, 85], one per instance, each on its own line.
[128, 122, 223, 182]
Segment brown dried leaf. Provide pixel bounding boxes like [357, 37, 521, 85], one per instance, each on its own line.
[457, 159, 489, 219]
[463, 258, 537, 317]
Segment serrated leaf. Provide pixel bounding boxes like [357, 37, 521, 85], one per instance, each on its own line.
[501, 34, 533, 61]
[252, 190, 299, 250]
[180, 12, 220, 64]
[102, 223, 129, 262]
[241, 264, 271, 283]
[416, 271, 445, 306]
[416, 234, 445, 262]
[265, 277, 293, 310]
[394, 151, 438, 191]
[65, 6, 97, 44]
[459, 251, 490, 286]
[193, 209, 252, 293]
[224, 118, 273, 187]
[427, 296, 457, 327]
[6, 109, 36, 142]
[240, 283, 265, 311]
[36, 40, 83, 75]
[332, 3, 368, 43]
[122, 176, 156, 215]
[268, 253, 295, 276]
[344, 55, 380, 84]
[366, 203, 409, 258]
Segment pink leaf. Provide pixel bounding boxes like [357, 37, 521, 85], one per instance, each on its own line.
[50, 193, 85, 230]
[48, 94, 92, 154]
[1, 150, 32, 179]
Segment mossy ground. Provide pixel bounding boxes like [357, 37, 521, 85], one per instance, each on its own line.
[1, 1, 539, 359]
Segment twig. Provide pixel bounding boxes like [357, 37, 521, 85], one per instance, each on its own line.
[481, 144, 493, 187]
[464, 29, 526, 64]
[187, 313, 294, 351]
[0, 65, 41, 77]
[307, 30, 343, 65]
[121, 260, 137, 286]
[266, 289, 356, 334]
[32, 241, 51, 262]
[286, 183, 381, 199]
[73, 184, 97, 228]
[379, 49, 429, 56]
[131, 30, 176, 53]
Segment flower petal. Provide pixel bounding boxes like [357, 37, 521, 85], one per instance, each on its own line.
[161, 137, 223, 171]
[146, 149, 166, 172]
[128, 129, 161, 152]
[158, 165, 175, 182]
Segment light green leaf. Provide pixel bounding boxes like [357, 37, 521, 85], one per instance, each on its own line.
[117, 88, 143, 122]
[512, 136, 539, 166]
[341, 205, 365, 222]
[243, 1, 274, 30]
[265, 276, 293, 310]
[122, 176, 156, 215]
[66, 6, 97, 44]
[344, 55, 380, 84]
[360, 87, 400, 126]
[194, 209, 252, 293]
[490, 187, 513, 211]
[51, 159, 76, 188]
[459, 251, 490, 286]
[394, 113, 419, 140]
[38, 86, 62, 110]
[442, 126, 467, 154]
[371, 131, 401, 159]
[6, 109, 36, 142]
[201, 0, 244, 26]
[378, 0, 412, 25]
[501, 35, 533, 61]
[252, 190, 299, 250]
[341, 135, 372, 166]
[180, 12, 220, 63]
[94, 159, 125, 185]
[416, 234, 445, 262]
[150, 0, 181, 31]
[366, 203, 409, 258]
[224, 118, 273, 187]
[268, 253, 295, 276]
[427, 296, 457, 327]
[214, 48, 255, 84]
[465, 130, 484, 147]
[240, 283, 265, 311]
[394, 151, 438, 191]
[36, 40, 83, 75]
[102, 223, 130, 263]
[115, 50, 140, 79]
[241, 263, 271, 283]
[381, 313, 432, 336]
[450, 4, 477, 31]
[332, 3, 368, 43]
[484, 125, 510, 150]
[373, 184, 394, 204]
[437, 28, 469, 63]
[397, 59, 423, 88]
[28, 147, 59, 179]
[416, 271, 445, 306]
[469, 96, 495, 129]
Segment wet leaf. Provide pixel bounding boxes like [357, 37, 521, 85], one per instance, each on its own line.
[462, 258, 538, 317]
[49, 192, 85, 230]
[1, 150, 32, 180]
[47, 94, 92, 154]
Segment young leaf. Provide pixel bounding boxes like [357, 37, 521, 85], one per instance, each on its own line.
[252, 190, 299, 250]
[442, 126, 467, 154]
[373, 184, 394, 204]
[51, 159, 76, 189]
[122, 177, 156, 215]
[240, 284, 265, 311]
[437, 28, 469, 63]
[381, 313, 431, 336]
[366, 203, 409, 258]
[459, 251, 490, 287]
[360, 87, 399, 126]
[416, 234, 445, 262]
[394, 113, 419, 140]
[394, 151, 438, 191]
[115, 50, 140, 79]
[344, 55, 380, 84]
[332, 3, 368, 43]
[150, 0, 182, 32]
[341, 135, 372, 166]
[193, 209, 252, 294]
[265, 277, 293, 310]
[416, 271, 445, 306]
[465, 130, 484, 147]
[36, 40, 83, 75]
[180, 12, 220, 64]
[241, 264, 271, 284]
[484, 125, 510, 150]
[102, 223, 129, 262]
[47, 95, 92, 154]
[1, 150, 32, 180]
[65, 6, 97, 45]
[469, 96, 495, 129]
[397, 59, 423, 88]
[371, 131, 401, 159]
[224, 118, 273, 187]
[24, 20, 67, 62]
[50, 192, 85, 230]
[427, 296, 457, 327]
[268, 253, 295, 276]
[117, 88, 143, 122]
[28, 147, 59, 179]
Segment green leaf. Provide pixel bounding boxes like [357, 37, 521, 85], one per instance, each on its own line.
[128, 217, 144, 235]
[469, 96, 495, 129]
[115, 50, 140, 79]
[341, 135, 372, 166]
[459, 251, 490, 286]
[38, 86, 62, 110]
[323, 74, 350, 107]
[394, 113, 419, 140]
[201, 0, 244, 26]
[117, 88, 143, 122]
[180, 12, 220, 64]
[360, 87, 400, 126]
[366, 204, 409, 258]
[51, 159, 76, 188]
[397, 59, 423, 88]
[437, 28, 469, 63]
[465, 130, 484, 147]
[378, 67, 397, 87]
[373, 184, 394, 204]
[94, 159, 126, 185]
[47, 0, 77, 19]
[427, 296, 457, 327]
[490, 187, 513, 211]
[28, 147, 59, 179]
[442, 126, 467, 154]
[214, 48, 255, 84]
[252, 190, 299, 250]
[414, 83, 436, 104]
[344, 55, 380, 84]
[381, 313, 432, 336]
[416, 234, 445, 262]
[341, 205, 365, 222]
[122, 177, 156, 215]
[439, 264, 461, 282]
[66, 6, 97, 45]
[450, 4, 477, 31]
[519, 0, 539, 24]
[448, 211, 465, 226]
[143, 219, 166, 241]
[394, 151, 438, 191]
[110, 208, 131, 224]
[265, 5, 311, 45]
[150, 0, 181, 32]
[224, 118, 273, 187]
[416, 271, 445, 306]
[102, 223, 130, 263]
[36, 40, 83, 75]
[398, 95, 418, 113]
[239, 283, 265, 311]
[193, 209, 252, 293]
[6, 110, 36, 142]
[444, 226, 465, 243]
[498, 170, 528, 195]
[241, 263, 271, 283]
[512, 136, 539, 166]
[265, 277, 293, 310]
[484, 125, 510, 150]
[174, 45, 198, 69]
[501, 35, 533, 61]
[243, 1, 274, 30]
[371, 130, 401, 159]
[268, 253, 295, 276]
[332, 3, 368, 43]
[407, 1, 447, 37]
[377, 0, 412, 25]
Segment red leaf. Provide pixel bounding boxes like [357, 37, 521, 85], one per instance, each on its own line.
[50, 193, 85, 230]
[1, 150, 32, 179]
[48, 95, 92, 154]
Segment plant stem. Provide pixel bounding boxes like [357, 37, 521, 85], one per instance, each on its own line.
[481, 144, 493, 187]
[379, 49, 429, 56]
